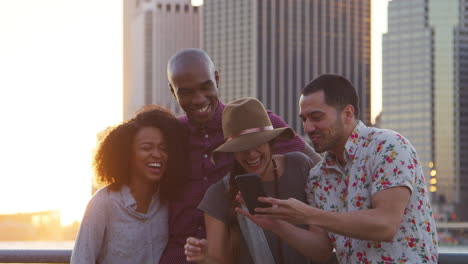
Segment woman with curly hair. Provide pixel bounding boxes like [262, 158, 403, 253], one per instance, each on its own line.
[71, 105, 189, 264]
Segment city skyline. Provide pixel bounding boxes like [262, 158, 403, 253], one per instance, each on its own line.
[382, 0, 468, 220]
[123, 0, 201, 120]
[201, 0, 371, 136]
[0, 0, 388, 225]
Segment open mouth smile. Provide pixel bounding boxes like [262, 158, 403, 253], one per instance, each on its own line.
[198, 104, 209, 112]
[147, 162, 162, 168]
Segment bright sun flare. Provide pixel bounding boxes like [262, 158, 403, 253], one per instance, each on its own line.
[0, 0, 122, 226]
[0, 0, 388, 227]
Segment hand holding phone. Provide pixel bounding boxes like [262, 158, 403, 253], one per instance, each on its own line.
[234, 174, 271, 215]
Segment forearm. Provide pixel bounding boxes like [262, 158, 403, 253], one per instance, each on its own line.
[272, 221, 333, 262]
[204, 215, 234, 264]
[310, 208, 399, 242]
[203, 253, 235, 264]
[309, 187, 411, 242]
[198, 256, 227, 264]
[259, 188, 408, 242]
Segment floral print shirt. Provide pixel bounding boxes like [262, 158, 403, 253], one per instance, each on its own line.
[306, 121, 438, 264]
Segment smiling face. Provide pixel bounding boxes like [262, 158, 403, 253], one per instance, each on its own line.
[299, 90, 349, 154]
[130, 126, 168, 183]
[169, 60, 219, 125]
[234, 143, 273, 178]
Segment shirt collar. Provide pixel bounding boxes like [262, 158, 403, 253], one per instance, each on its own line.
[322, 121, 367, 168]
[343, 120, 367, 161]
[183, 100, 225, 134]
[121, 184, 137, 208]
[121, 184, 160, 218]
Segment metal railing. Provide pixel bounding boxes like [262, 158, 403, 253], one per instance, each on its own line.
[0, 250, 71, 263]
[0, 250, 467, 263]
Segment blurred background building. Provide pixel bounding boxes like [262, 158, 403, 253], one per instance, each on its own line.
[122, 0, 466, 221]
[382, 0, 468, 220]
[201, 0, 371, 135]
[123, 0, 371, 134]
[0, 211, 61, 241]
[123, 0, 200, 119]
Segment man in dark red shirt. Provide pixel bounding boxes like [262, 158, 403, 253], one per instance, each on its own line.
[159, 48, 321, 263]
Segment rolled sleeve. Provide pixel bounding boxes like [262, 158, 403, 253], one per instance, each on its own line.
[370, 133, 417, 196]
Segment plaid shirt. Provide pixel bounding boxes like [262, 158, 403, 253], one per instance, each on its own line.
[159, 101, 306, 264]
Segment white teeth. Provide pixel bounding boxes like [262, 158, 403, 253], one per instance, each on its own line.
[148, 163, 161, 168]
[246, 157, 261, 166]
[198, 105, 209, 113]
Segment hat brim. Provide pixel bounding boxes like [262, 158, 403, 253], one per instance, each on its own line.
[212, 127, 295, 162]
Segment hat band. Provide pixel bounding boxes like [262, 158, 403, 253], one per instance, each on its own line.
[226, 126, 274, 141]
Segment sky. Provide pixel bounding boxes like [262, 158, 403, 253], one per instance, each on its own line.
[371, 0, 389, 122]
[0, 0, 388, 226]
[0, 0, 123, 225]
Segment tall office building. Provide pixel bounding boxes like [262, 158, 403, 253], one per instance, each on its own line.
[123, 0, 200, 120]
[201, 0, 371, 135]
[457, 0, 468, 220]
[382, 0, 468, 219]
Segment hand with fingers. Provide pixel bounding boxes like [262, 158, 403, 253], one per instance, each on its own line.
[253, 197, 316, 225]
[184, 236, 208, 263]
[235, 192, 284, 231]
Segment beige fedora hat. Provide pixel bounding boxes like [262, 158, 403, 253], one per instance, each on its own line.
[212, 97, 295, 161]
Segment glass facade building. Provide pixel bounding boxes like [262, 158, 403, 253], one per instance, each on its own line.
[382, 0, 468, 219]
[123, 0, 200, 119]
[202, 0, 371, 135]
[455, 0, 468, 219]
[382, 0, 434, 197]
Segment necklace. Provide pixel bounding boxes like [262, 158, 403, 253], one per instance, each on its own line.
[272, 158, 280, 198]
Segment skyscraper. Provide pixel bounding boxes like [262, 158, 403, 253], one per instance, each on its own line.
[201, 0, 371, 135]
[123, 0, 200, 120]
[457, 0, 468, 220]
[382, 0, 468, 219]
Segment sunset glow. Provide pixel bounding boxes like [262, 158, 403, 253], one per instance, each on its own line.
[0, 0, 123, 226]
[0, 0, 387, 228]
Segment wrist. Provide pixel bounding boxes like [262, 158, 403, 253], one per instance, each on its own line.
[270, 219, 291, 235]
[305, 206, 320, 226]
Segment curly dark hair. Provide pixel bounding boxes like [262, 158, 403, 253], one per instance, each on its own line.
[93, 104, 189, 201]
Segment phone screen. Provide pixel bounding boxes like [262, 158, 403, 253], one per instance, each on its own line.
[234, 174, 271, 214]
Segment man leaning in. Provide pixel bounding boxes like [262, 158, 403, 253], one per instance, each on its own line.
[159, 48, 322, 263]
[239, 74, 438, 263]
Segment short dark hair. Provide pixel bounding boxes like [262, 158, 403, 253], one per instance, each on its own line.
[93, 105, 189, 201]
[302, 74, 360, 119]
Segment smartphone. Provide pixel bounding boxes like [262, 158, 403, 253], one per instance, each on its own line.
[234, 174, 271, 215]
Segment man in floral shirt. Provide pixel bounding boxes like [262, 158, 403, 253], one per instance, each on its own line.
[239, 74, 438, 263]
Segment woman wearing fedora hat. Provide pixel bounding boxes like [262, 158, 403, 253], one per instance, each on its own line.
[184, 97, 315, 264]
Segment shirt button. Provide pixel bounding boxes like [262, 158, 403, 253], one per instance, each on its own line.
[203, 176, 208, 181]
[205, 134, 209, 138]
[198, 225, 203, 231]
[204, 154, 208, 158]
